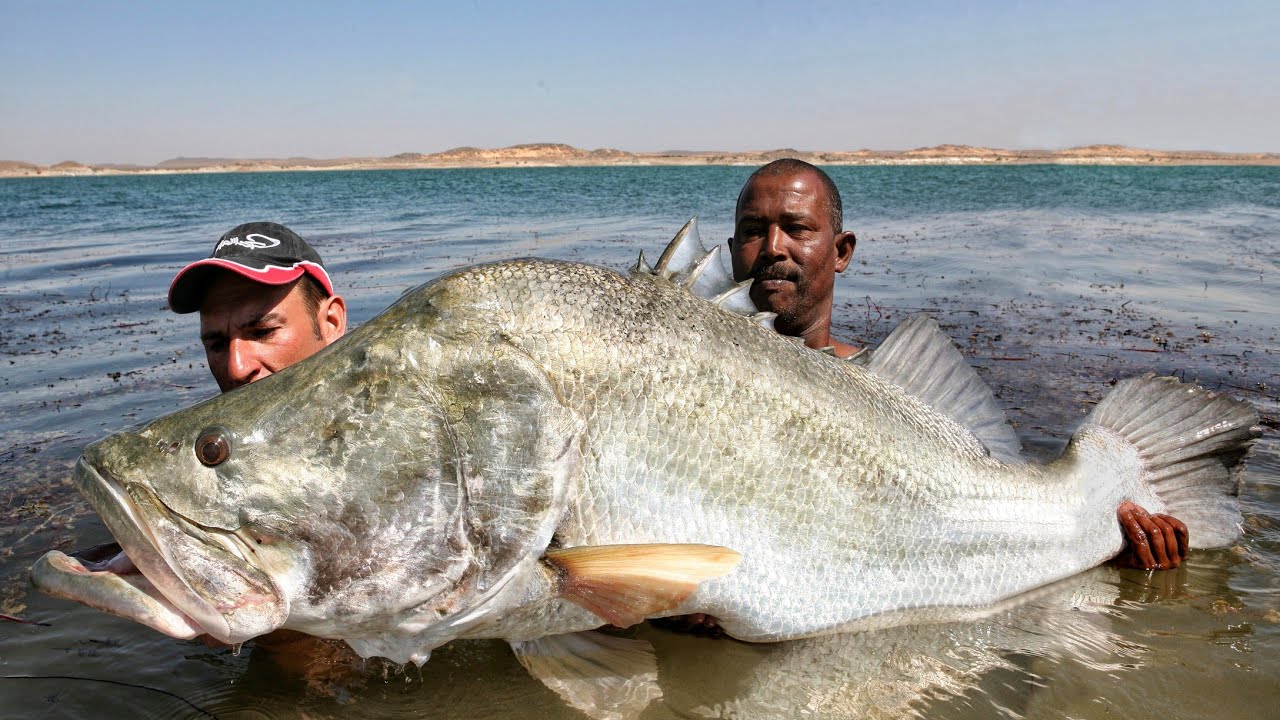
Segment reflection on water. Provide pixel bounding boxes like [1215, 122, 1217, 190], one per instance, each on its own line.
[7, 557, 1276, 719]
[1, 166, 1277, 718]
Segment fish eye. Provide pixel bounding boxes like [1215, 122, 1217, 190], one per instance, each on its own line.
[195, 427, 232, 467]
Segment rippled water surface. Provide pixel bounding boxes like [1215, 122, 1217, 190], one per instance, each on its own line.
[1, 166, 1277, 719]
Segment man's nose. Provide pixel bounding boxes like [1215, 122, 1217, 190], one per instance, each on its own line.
[226, 338, 267, 387]
[760, 225, 788, 260]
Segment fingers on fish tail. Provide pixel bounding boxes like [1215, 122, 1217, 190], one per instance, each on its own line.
[543, 543, 741, 628]
[1080, 373, 1261, 548]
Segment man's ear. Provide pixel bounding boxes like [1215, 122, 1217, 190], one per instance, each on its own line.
[833, 230, 856, 273]
[318, 294, 347, 344]
[726, 235, 752, 282]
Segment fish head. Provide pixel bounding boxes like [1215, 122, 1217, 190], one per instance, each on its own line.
[35, 284, 581, 649]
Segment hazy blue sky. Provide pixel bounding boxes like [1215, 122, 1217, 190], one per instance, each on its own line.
[2, 1, 1276, 164]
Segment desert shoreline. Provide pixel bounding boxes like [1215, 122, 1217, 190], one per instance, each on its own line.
[4, 142, 1279, 179]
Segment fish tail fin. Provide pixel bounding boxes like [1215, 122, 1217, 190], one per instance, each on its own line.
[1072, 373, 1260, 548]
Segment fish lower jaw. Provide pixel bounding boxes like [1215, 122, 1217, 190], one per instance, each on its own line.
[73, 457, 236, 640]
[31, 550, 206, 640]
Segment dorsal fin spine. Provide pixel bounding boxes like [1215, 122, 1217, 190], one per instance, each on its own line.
[711, 280, 751, 304]
[653, 218, 697, 276]
[681, 247, 719, 288]
[632, 249, 653, 275]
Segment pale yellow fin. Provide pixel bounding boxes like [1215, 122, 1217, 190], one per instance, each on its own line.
[510, 631, 662, 720]
[544, 543, 741, 627]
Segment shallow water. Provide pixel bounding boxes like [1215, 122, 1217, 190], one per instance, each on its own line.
[1, 166, 1277, 719]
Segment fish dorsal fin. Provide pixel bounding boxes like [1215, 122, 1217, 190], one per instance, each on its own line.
[544, 543, 741, 628]
[711, 279, 756, 316]
[636, 219, 757, 317]
[630, 249, 653, 275]
[867, 315, 1023, 463]
[510, 631, 662, 720]
[845, 347, 873, 366]
[751, 311, 777, 332]
[651, 217, 704, 279]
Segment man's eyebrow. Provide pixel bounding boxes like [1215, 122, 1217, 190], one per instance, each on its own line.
[199, 311, 284, 343]
[241, 311, 283, 330]
[777, 211, 817, 224]
[737, 210, 817, 224]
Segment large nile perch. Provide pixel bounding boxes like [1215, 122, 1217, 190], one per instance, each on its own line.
[33, 221, 1258, 718]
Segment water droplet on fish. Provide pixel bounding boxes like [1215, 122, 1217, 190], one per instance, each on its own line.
[231, 642, 243, 656]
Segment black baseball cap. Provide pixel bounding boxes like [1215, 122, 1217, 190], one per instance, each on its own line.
[168, 222, 334, 314]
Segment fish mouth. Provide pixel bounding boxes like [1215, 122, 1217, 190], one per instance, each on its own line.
[31, 546, 207, 639]
[31, 458, 282, 642]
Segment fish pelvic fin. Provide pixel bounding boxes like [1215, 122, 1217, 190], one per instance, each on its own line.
[511, 631, 662, 720]
[544, 543, 741, 628]
[1073, 373, 1260, 548]
[634, 219, 760, 317]
[868, 314, 1024, 463]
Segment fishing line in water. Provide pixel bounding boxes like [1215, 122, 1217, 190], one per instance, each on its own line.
[0, 613, 51, 626]
[1, 675, 223, 719]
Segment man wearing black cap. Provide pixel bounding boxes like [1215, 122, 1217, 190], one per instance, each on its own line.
[169, 222, 347, 393]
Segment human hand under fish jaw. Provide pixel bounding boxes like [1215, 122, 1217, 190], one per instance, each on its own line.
[649, 612, 725, 638]
[1113, 501, 1189, 570]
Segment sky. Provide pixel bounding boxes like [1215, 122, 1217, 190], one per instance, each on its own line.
[2, 0, 1277, 164]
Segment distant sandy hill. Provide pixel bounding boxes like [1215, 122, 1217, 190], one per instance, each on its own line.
[0, 161, 40, 172]
[408, 143, 633, 165]
[3, 143, 1277, 178]
[156, 157, 240, 169]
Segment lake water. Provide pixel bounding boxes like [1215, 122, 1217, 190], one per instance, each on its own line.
[0, 165, 1277, 719]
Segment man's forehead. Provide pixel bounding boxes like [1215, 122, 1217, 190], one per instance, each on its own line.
[738, 172, 830, 218]
[199, 274, 298, 327]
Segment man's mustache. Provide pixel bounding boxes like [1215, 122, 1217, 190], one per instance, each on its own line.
[752, 264, 801, 283]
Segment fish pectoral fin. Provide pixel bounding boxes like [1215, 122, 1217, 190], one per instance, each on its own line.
[510, 631, 662, 720]
[544, 543, 741, 627]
